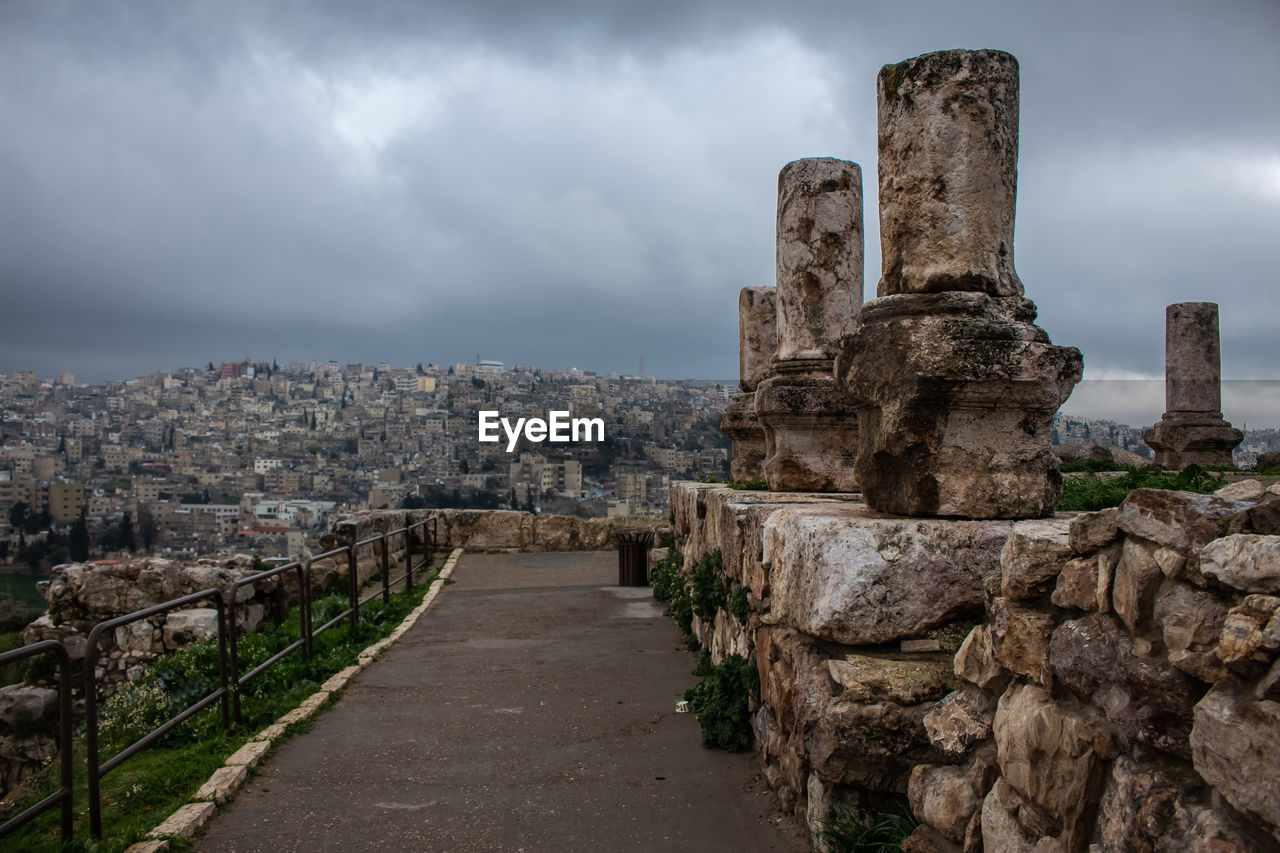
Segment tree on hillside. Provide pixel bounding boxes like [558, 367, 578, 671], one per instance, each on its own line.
[137, 506, 157, 552]
[69, 514, 90, 562]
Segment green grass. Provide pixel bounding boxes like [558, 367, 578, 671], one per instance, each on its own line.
[1, 555, 444, 852]
[1058, 463, 1227, 512]
[814, 798, 919, 853]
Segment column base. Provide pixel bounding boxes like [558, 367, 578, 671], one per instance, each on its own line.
[836, 292, 1082, 519]
[721, 392, 767, 483]
[1144, 413, 1242, 470]
[755, 369, 859, 493]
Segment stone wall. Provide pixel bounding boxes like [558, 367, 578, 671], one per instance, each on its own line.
[671, 480, 1280, 851]
[327, 508, 668, 554]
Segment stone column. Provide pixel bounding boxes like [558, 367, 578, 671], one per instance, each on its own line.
[721, 286, 776, 482]
[836, 48, 1082, 518]
[1143, 302, 1242, 469]
[755, 158, 862, 492]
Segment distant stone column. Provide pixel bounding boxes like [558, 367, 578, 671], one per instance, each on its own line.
[837, 48, 1082, 518]
[721, 286, 776, 482]
[755, 158, 862, 492]
[1143, 302, 1242, 469]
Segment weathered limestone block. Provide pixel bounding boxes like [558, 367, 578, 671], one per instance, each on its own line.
[837, 49, 1081, 520]
[1191, 678, 1280, 843]
[531, 514, 581, 550]
[804, 698, 933, 791]
[1051, 443, 1153, 469]
[756, 157, 862, 492]
[1216, 594, 1280, 675]
[1000, 518, 1072, 599]
[763, 505, 1009, 644]
[1051, 551, 1114, 613]
[163, 608, 220, 649]
[1200, 533, 1280, 593]
[1152, 580, 1227, 682]
[1115, 489, 1252, 586]
[910, 764, 983, 843]
[827, 655, 955, 705]
[1244, 493, 1280, 536]
[993, 683, 1111, 849]
[1067, 507, 1119, 554]
[990, 598, 1053, 685]
[1113, 537, 1164, 633]
[1217, 478, 1266, 502]
[1049, 612, 1201, 756]
[440, 509, 533, 551]
[953, 624, 1008, 692]
[980, 777, 1061, 852]
[1144, 303, 1243, 469]
[722, 392, 766, 483]
[1091, 756, 1260, 852]
[924, 686, 996, 758]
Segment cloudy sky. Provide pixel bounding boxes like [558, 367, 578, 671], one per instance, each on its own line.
[2, 1, 1277, 421]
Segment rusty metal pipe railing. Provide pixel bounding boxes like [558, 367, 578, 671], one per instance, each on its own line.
[6, 515, 439, 841]
[85, 589, 229, 838]
[225, 560, 307, 725]
[0, 640, 73, 843]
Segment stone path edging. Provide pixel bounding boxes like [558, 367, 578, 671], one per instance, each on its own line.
[124, 548, 463, 852]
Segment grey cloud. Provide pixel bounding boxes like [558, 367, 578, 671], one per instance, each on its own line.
[1, 0, 1277, 418]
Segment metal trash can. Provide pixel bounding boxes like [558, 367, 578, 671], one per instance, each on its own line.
[615, 531, 653, 586]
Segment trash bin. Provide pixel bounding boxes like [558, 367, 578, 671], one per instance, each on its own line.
[615, 531, 653, 586]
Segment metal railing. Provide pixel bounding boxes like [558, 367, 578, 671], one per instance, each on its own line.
[0, 514, 439, 842]
[0, 640, 73, 843]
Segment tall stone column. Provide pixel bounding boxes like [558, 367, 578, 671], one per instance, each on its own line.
[721, 286, 776, 482]
[755, 158, 862, 492]
[1143, 302, 1242, 469]
[836, 49, 1082, 519]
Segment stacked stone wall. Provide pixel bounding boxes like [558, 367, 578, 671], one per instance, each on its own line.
[328, 508, 668, 554]
[671, 480, 1280, 851]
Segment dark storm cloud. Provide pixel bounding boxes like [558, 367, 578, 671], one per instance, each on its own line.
[2, 0, 1277, 423]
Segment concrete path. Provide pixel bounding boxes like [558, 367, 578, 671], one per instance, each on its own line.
[196, 551, 807, 853]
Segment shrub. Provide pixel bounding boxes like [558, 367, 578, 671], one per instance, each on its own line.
[689, 550, 725, 622]
[98, 681, 172, 754]
[729, 585, 750, 626]
[683, 653, 756, 752]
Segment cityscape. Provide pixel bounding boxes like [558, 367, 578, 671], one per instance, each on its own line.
[2, 358, 1277, 573]
[0, 359, 731, 568]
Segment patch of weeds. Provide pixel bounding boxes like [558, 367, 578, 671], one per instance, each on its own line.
[1059, 463, 1227, 511]
[729, 585, 750, 626]
[692, 648, 714, 677]
[649, 546, 683, 604]
[683, 653, 756, 753]
[815, 797, 919, 853]
[689, 550, 725, 622]
[727, 479, 768, 490]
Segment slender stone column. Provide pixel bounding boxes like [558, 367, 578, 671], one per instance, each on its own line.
[721, 287, 776, 482]
[756, 158, 862, 492]
[837, 48, 1081, 518]
[1144, 302, 1242, 469]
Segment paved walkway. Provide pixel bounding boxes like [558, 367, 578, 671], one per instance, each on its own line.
[196, 551, 807, 852]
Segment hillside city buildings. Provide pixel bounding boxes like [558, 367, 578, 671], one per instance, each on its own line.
[0, 360, 730, 564]
[1, 361, 1275, 570]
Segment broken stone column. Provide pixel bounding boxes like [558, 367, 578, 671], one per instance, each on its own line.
[755, 158, 862, 492]
[836, 48, 1082, 518]
[1143, 303, 1242, 469]
[721, 286, 776, 482]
